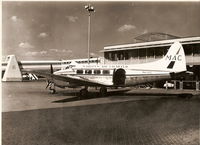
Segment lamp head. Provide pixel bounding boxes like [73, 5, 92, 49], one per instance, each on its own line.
[84, 5, 89, 9]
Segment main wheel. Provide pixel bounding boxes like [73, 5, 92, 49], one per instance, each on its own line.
[79, 89, 88, 98]
[100, 87, 107, 97]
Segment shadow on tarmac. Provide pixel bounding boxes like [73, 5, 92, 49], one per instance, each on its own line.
[52, 89, 130, 103]
[52, 89, 194, 103]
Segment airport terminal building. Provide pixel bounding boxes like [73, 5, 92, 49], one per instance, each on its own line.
[102, 33, 200, 89]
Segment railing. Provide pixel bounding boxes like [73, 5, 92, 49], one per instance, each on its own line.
[168, 80, 200, 91]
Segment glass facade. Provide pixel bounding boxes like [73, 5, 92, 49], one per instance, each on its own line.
[104, 43, 200, 65]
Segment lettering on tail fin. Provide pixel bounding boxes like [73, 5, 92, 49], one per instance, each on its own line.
[166, 55, 182, 61]
[166, 46, 182, 69]
[165, 47, 182, 61]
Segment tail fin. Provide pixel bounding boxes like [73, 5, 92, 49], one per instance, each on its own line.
[131, 41, 186, 73]
[160, 41, 186, 73]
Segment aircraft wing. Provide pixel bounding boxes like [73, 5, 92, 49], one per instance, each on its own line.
[24, 70, 111, 86]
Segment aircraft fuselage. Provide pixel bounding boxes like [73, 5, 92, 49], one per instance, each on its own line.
[53, 65, 171, 88]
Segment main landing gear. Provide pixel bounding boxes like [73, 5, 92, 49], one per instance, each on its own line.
[79, 88, 88, 98]
[79, 87, 107, 98]
[99, 87, 107, 97]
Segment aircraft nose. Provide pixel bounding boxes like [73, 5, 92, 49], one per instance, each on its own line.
[53, 71, 59, 75]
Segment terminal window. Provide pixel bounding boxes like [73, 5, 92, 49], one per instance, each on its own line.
[155, 47, 163, 58]
[183, 44, 193, 55]
[147, 48, 154, 58]
[193, 44, 200, 56]
[131, 49, 139, 60]
[139, 49, 146, 59]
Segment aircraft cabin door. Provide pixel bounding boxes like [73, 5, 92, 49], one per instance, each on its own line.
[113, 68, 126, 86]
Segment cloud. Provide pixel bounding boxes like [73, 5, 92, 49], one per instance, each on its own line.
[38, 32, 48, 38]
[90, 52, 98, 57]
[40, 24, 46, 28]
[48, 49, 73, 58]
[66, 16, 78, 22]
[10, 16, 18, 22]
[25, 51, 38, 56]
[142, 29, 148, 34]
[25, 51, 47, 56]
[118, 24, 136, 32]
[19, 42, 34, 49]
[50, 49, 72, 54]
[40, 51, 47, 54]
[50, 49, 58, 52]
[65, 49, 73, 53]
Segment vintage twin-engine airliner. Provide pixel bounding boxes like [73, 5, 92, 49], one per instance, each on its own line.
[30, 41, 186, 97]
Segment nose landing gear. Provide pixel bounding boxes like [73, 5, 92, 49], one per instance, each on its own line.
[50, 88, 56, 94]
[46, 82, 56, 94]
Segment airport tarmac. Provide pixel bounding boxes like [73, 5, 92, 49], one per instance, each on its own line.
[2, 81, 200, 145]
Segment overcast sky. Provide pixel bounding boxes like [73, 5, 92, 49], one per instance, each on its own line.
[2, 1, 200, 60]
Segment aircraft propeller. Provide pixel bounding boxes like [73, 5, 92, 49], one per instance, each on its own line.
[46, 64, 54, 89]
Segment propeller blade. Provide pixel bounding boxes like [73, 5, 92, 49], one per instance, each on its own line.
[45, 65, 53, 89]
[50, 64, 53, 74]
[46, 83, 50, 89]
[45, 80, 50, 89]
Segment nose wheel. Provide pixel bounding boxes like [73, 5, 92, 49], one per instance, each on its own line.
[50, 88, 56, 94]
[47, 82, 56, 94]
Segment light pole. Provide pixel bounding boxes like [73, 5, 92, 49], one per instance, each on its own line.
[85, 4, 95, 64]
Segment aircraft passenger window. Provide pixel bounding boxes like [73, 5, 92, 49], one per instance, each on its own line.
[85, 70, 92, 74]
[103, 70, 110, 74]
[77, 70, 83, 74]
[94, 70, 101, 74]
